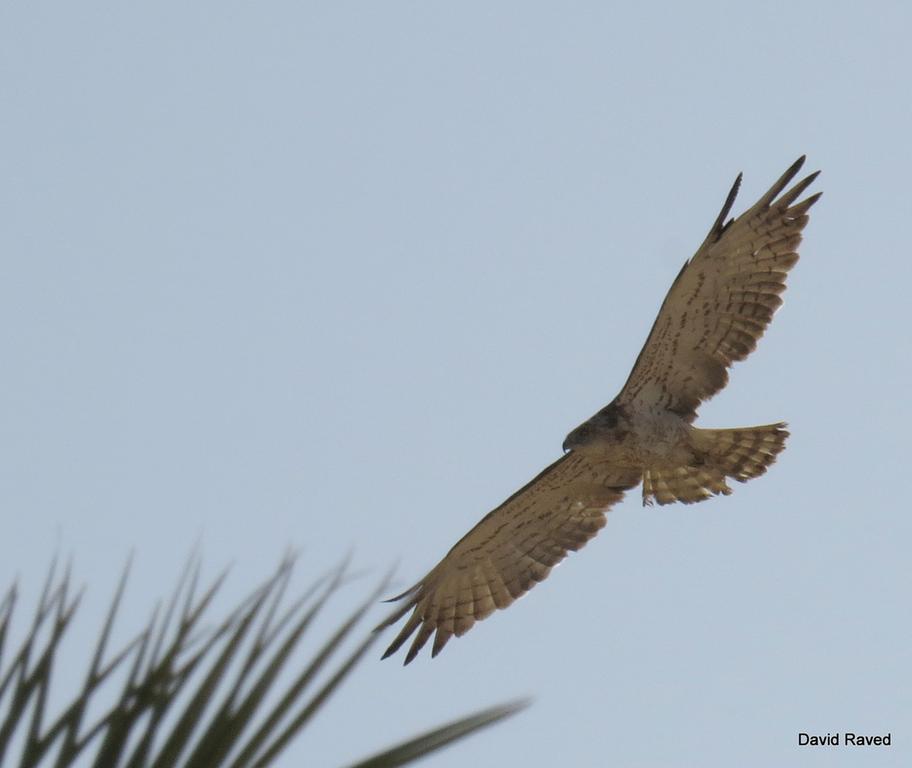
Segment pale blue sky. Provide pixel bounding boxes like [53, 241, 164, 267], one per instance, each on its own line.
[2, 2, 909, 766]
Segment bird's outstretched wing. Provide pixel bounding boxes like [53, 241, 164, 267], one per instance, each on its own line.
[615, 156, 821, 419]
[377, 453, 640, 664]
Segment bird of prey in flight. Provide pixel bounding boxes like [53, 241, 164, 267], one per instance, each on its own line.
[378, 157, 821, 664]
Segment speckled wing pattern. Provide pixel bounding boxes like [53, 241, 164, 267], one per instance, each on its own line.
[377, 453, 641, 664]
[616, 156, 821, 419]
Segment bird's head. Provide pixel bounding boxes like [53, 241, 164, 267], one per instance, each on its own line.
[562, 402, 624, 453]
[562, 422, 593, 453]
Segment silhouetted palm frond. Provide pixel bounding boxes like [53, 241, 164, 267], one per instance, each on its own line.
[0, 555, 527, 767]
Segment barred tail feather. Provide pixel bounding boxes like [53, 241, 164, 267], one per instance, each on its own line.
[696, 422, 789, 481]
[643, 422, 788, 506]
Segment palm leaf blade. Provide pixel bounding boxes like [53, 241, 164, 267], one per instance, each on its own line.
[345, 700, 530, 768]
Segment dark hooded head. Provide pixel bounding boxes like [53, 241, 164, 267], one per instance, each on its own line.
[562, 401, 624, 452]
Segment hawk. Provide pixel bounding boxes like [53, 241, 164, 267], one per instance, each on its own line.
[379, 157, 821, 664]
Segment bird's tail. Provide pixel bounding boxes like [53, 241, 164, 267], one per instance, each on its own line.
[642, 422, 788, 506]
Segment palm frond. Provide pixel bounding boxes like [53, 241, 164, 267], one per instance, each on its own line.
[0, 555, 526, 767]
[345, 699, 530, 768]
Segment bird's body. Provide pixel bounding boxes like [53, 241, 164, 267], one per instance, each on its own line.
[379, 157, 821, 663]
[566, 401, 693, 468]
